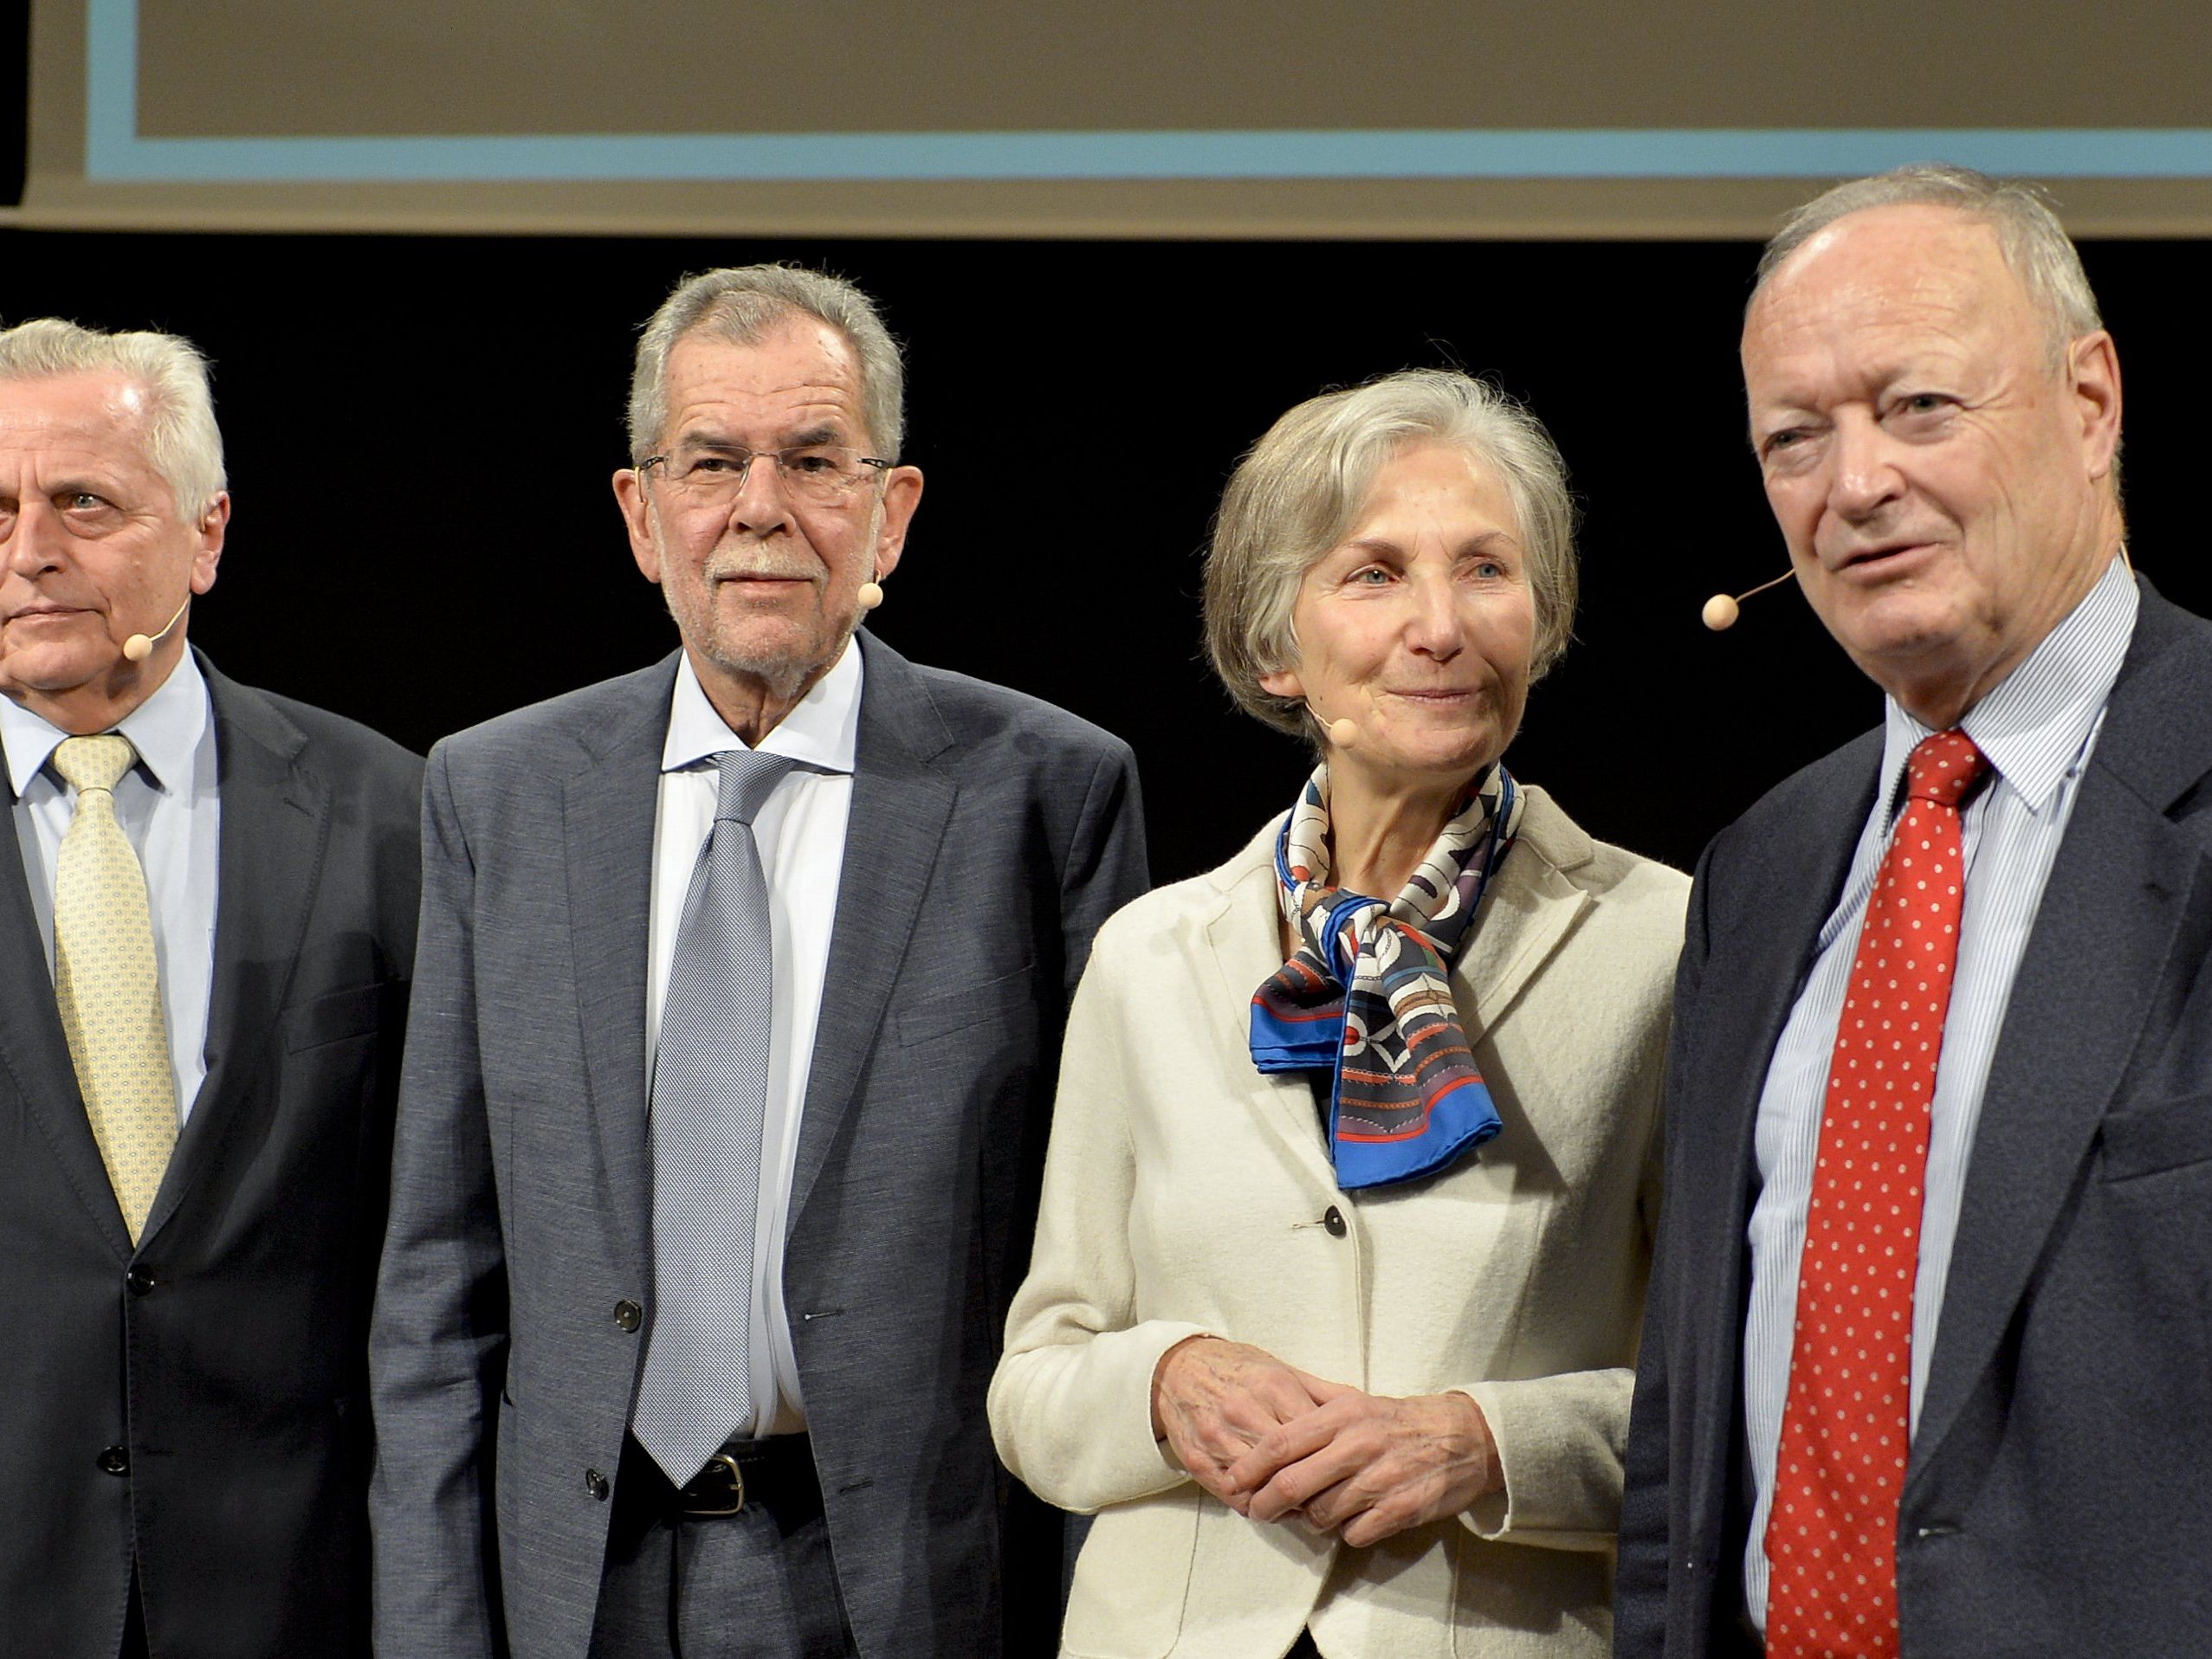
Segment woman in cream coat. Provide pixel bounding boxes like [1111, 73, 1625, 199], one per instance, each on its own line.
[989, 370, 1688, 1659]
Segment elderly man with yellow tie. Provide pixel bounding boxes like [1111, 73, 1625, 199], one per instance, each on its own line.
[0, 317, 421, 1658]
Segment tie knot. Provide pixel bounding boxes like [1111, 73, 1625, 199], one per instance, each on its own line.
[52, 733, 138, 796]
[1904, 728, 1988, 810]
[711, 749, 800, 825]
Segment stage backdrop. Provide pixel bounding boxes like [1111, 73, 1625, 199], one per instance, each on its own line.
[23, 0, 2212, 235]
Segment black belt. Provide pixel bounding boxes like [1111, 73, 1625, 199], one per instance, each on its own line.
[676, 1442, 818, 1521]
[619, 1433, 818, 1530]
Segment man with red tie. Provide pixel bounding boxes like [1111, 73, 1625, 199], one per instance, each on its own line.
[1615, 165, 2212, 1658]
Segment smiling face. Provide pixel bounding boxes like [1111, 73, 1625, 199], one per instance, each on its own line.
[1742, 203, 2123, 725]
[612, 316, 922, 731]
[0, 370, 226, 733]
[1258, 442, 1535, 797]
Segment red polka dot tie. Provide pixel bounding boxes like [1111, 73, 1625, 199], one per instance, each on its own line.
[1766, 728, 1989, 1659]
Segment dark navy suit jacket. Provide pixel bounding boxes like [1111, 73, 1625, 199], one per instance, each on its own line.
[0, 657, 421, 1658]
[1617, 581, 2212, 1658]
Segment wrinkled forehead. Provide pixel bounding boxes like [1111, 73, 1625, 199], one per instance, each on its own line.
[660, 320, 866, 444]
[0, 369, 162, 472]
[1751, 207, 2027, 340]
[1742, 207, 2046, 399]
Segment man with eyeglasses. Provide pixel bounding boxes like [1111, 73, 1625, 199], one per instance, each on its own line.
[368, 264, 1148, 1659]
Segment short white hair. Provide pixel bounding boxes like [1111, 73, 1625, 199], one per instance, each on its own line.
[0, 317, 227, 517]
[627, 265, 905, 463]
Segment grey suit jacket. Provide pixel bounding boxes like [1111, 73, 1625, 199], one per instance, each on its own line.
[368, 632, 1148, 1659]
[0, 656, 422, 1659]
[1615, 580, 2212, 1658]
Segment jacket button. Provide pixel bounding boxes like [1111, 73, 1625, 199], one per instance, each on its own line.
[1323, 1206, 1348, 1237]
[97, 1446, 130, 1475]
[585, 1468, 610, 1501]
[613, 1300, 643, 1333]
[126, 1265, 157, 1296]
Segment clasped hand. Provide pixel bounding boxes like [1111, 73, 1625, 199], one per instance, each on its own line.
[1149, 1336, 1499, 1548]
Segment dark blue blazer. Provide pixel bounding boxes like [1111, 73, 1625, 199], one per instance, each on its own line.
[1616, 581, 2212, 1658]
[0, 657, 421, 1658]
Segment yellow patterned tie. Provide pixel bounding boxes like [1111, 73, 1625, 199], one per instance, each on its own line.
[51, 734, 178, 1243]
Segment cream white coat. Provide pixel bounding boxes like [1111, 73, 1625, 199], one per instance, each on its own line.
[990, 789, 1688, 1659]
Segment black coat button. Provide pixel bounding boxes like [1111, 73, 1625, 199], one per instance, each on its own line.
[613, 1300, 642, 1333]
[97, 1446, 129, 1475]
[585, 1468, 610, 1501]
[1323, 1205, 1348, 1237]
[126, 1266, 156, 1296]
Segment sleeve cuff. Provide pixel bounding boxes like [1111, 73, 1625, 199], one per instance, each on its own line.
[1454, 1371, 1633, 1551]
[993, 1320, 1216, 1512]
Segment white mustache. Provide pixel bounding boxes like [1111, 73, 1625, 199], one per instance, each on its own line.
[706, 550, 819, 584]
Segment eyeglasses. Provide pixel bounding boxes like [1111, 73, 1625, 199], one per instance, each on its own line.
[639, 445, 891, 507]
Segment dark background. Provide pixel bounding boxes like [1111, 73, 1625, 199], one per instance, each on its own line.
[4, 24, 2209, 884]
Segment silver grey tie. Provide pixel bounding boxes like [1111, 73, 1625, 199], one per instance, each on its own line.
[633, 748, 799, 1485]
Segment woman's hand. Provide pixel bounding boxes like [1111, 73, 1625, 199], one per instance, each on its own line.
[1151, 1337, 1347, 1511]
[1225, 1388, 1501, 1546]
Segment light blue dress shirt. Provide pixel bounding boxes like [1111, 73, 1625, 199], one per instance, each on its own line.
[3, 653, 223, 1120]
[1740, 556, 2139, 1629]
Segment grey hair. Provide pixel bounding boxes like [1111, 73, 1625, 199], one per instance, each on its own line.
[627, 265, 905, 463]
[0, 317, 227, 518]
[1203, 367, 1579, 740]
[1753, 164, 2104, 364]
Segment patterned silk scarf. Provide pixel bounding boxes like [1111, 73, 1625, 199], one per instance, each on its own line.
[1250, 764, 1523, 1189]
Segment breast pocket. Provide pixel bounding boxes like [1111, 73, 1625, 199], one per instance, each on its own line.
[280, 982, 398, 1053]
[2099, 1091, 2212, 1184]
[895, 964, 1038, 1048]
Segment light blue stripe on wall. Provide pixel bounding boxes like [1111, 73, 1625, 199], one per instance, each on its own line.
[83, 0, 2212, 184]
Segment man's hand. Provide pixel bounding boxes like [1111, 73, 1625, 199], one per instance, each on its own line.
[1150, 1337, 1348, 1511]
[1226, 1388, 1501, 1546]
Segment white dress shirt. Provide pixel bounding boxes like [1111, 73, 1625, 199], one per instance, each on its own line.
[645, 642, 860, 1439]
[3, 653, 222, 1120]
[1742, 555, 2138, 1627]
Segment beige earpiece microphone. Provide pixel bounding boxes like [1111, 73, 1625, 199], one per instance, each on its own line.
[123, 597, 191, 662]
[1701, 569, 1799, 631]
[857, 580, 884, 610]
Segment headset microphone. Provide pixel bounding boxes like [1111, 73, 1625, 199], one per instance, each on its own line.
[857, 580, 884, 610]
[1701, 568, 1798, 631]
[123, 597, 191, 662]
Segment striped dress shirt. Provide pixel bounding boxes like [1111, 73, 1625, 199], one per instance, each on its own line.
[1740, 554, 2139, 1630]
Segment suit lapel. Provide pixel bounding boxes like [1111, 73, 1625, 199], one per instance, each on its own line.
[1453, 792, 1592, 1042]
[789, 635, 957, 1224]
[1685, 740, 1880, 1524]
[565, 662, 674, 1274]
[1197, 825, 1341, 1190]
[1911, 594, 2212, 1479]
[143, 663, 327, 1247]
[0, 772, 133, 1255]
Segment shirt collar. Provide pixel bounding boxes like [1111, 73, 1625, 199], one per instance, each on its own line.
[2, 649, 211, 800]
[1877, 552, 2138, 827]
[661, 637, 864, 777]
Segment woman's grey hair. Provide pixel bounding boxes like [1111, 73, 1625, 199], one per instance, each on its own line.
[1203, 367, 1579, 740]
[627, 265, 906, 464]
[1753, 164, 2104, 364]
[0, 317, 227, 518]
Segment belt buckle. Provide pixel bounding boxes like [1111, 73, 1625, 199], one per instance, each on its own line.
[679, 1451, 746, 1517]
